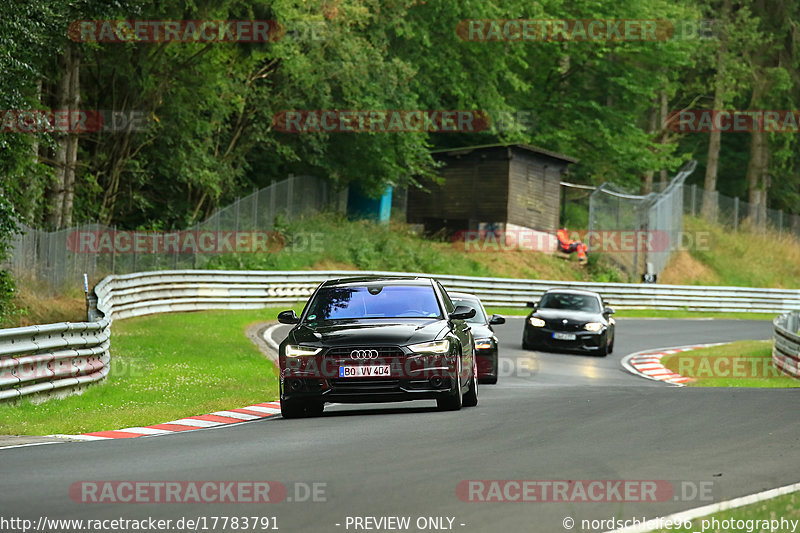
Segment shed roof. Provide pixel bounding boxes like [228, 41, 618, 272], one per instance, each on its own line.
[430, 143, 579, 165]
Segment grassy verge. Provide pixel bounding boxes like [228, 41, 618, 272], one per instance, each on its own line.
[0, 308, 295, 436]
[484, 307, 775, 320]
[653, 491, 799, 533]
[204, 212, 616, 282]
[661, 216, 800, 287]
[0, 276, 86, 328]
[661, 340, 800, 388]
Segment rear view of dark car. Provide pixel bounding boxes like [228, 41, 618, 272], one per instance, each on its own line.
[522, 289, 615, 356]
[449, 292, 505, 384]
[277, 277, 479, 418]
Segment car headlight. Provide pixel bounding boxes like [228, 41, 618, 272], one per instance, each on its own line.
[529, 317, 545, 327]
[408, 340, 451, 354]
[285, 345, 322, 357]
[474, 338, 493, 350]
[584, 322, 603, 332]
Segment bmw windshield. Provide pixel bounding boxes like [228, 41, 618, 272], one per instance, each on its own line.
[539, 293, 601, 313]
[304, 284, 443, 322]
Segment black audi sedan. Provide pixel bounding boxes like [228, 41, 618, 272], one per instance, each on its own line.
[276, 276, 479, 418]
[521, 288, 615, 356]
[449, 292, 505, 384]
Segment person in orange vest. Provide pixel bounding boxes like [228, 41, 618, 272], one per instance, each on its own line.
[556, 227, 588, 263]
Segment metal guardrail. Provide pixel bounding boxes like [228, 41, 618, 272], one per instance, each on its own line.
[0, 319, 110, 401]
[773, 312, 800, 377]
[94, 269, 800, 319]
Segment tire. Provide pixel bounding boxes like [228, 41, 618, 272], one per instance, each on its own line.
[479, 354, 498, 384]
[437, 359, 463, 411]
[596, 334, 609, 357]
[463, 363, 478, 407]
[306, 401, 325, 417]
[522, 336, 535, 351]
[608, 338, 614, 354]
[280, 398, 324, 419]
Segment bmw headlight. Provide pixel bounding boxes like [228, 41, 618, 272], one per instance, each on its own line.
[285, 345, 322, 357]
[529, 317, 545, 327]
[408, 340, 451, 354]
[474, 338, 493, 350]
[584, 322, 603, 332]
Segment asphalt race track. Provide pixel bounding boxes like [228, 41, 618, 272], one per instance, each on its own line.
[2, 318, 797, 533]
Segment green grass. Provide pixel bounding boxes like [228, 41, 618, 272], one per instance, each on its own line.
[205, 212, 495, 277]
[661, 340, 800, 388]
[674, 216, 800, 288]
[484, 307, 775, 320]
[612, 309, 775, 320]
[653, 491, 799, 533]
[0, 308, 296, 436]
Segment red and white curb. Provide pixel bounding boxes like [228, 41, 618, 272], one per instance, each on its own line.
[49, 401, 282, 441]
[621, 344, 724, 386]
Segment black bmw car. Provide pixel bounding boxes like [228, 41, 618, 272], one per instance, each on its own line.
[522, 288, 615, 356]
[449, 292, 505, 384]
[277, 276, 479, 418]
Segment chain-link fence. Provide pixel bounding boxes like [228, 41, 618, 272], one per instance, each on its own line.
[588, 161, 696, 280]
[685, 184, 800, 237]
[5, 175, 347, 292]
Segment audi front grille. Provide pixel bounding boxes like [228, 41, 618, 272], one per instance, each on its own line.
[324, 346, 405, 360]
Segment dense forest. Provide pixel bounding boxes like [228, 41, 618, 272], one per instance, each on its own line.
[1, 0, 799, 258]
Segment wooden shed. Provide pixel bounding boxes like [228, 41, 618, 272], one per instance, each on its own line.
[407, 143, 578, 235]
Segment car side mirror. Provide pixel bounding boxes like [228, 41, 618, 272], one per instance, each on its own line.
[526, 301, 537, 309]
[489, 314, 506, 325]
[603, 307, 615, 316]
[449, 306, 476, 320]
[277, 310, 300, 324]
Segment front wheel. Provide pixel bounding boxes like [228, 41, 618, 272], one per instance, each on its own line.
[479, 354, 499, 384]
[437, 360, 463, 411]
[522, 336, 535, 351]
[281, 398, 324, 419]
[463, 363, 478, 407]
[596, 334, 609, 357]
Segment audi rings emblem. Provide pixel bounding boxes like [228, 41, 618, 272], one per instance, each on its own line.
[350, 349, 379, 360]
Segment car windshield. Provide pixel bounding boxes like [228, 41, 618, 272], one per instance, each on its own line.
[452, 299, 488, 324]
[539, 293, 601, 313]
[304, 284, 442, 321]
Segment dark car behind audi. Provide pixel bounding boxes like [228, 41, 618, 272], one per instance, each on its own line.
[277, 276, 479, 418]
[522, 288, 615, 356]
[449, 292, 505, 384]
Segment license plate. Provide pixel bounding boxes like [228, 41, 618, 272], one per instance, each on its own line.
[338, 365, 391, 378]
[552, 332, 577, 340]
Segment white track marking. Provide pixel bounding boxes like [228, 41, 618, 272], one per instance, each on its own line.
[606, 481, 800, 533]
